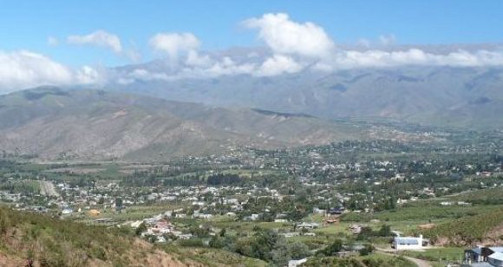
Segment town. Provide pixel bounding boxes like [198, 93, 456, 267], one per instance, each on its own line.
[1, 130, 503, 266]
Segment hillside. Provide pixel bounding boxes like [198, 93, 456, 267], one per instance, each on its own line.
[423, 208, 503, 246]
[0, 87, 372, 161]
[0, 206, 195, 267]
[420, 188, 503, 246]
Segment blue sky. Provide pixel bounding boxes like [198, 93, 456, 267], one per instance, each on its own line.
[1, 0, 503, 92]
[1, 0, 502, 66]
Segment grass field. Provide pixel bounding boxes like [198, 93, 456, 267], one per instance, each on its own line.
[448, 187, 503, 203]
[362, 253, 416, 267]
[399, 247, 464, 264]
[209, 219, 290, 232]
[70, 204, 184, 223]
[303, 253, 416, 267]
[162, 245, 268, 267]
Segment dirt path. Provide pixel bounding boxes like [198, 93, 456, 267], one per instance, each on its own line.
[376, 249, 432, 267]
[39, 180, 60, 197]
[401, 255, 432, 267]
[0, 252, 27, 267]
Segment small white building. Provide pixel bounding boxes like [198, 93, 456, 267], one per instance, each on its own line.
[393, 235, 424, 250]
[288, 258, 307, 267]
[298, 222, 320, 230]
[61, 208, 73, 215]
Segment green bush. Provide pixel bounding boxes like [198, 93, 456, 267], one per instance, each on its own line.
[177, 238, 205, 247]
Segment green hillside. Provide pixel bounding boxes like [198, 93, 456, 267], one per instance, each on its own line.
[423, 208, 503, 246]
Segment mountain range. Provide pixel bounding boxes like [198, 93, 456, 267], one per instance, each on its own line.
[109, 63, 503, 130]
[1, 52, 502, 160]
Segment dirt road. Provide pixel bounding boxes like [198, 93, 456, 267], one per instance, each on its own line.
[376, 249, 432, 267]
[39, 180, 60, 197]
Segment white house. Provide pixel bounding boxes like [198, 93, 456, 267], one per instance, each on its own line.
[393, 235, 424, 250]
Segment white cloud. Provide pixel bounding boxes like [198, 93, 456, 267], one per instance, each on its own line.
[333, 49, 503, 69]
[149, 33, 200, 61]
[121, 57, 257, 83]
[186, 50, 212, 67]
[76, 65, 103, 84]
[0, 51, 73, 92]
[67, 30, 122, 53]
[197, 58, 255, 77]
[244, 13, 335, 58]
[255, 55, 303, 76]
[0, 50, 102, 93]
[127, 68, 170, 81]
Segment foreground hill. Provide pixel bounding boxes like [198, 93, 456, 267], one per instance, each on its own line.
[0, 206, 195, 267]
[0, 87, 373, 161]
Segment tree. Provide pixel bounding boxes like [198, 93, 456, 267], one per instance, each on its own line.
[252, 229, 279, 260]
[219, 228, 226, 237]
[319, 239, 343, 256]
[377, 224, 392, 237]
[271, 238, 290, 266]
[135, 222, 147, 236]
[288, 242, 311, 260]
[359, 244, 374, 256]
[209, 235, 225, 248]
[115, 197, 123, 208]
[357, 227, 374, 240]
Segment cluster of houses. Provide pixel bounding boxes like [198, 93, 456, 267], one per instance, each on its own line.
[129, 213, 194, 243]
[0, 191, 21, 202]
[3, 142, 502, 225]
[440, 201, 472, 206]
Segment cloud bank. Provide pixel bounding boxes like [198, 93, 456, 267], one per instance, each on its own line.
[0, 51, 101, 93]
[119, 13, 503, 83]
[67, 30, 122, 53]
[1, 13, 503, 91]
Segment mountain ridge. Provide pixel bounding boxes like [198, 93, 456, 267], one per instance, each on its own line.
[108, 65, 503, 129]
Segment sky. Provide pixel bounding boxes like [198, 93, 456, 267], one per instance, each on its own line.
[0, 0, 502, 91]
